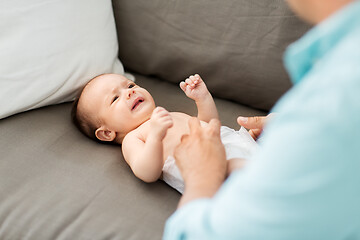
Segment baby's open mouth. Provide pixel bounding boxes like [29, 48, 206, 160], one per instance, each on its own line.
[132, 97, 144, 110]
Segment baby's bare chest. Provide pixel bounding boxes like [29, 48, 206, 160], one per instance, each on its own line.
[162, 113, 192, 159]
[139, 112, 207, 163]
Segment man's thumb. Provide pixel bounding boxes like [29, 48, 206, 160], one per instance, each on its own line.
[237, 116, 265, 129]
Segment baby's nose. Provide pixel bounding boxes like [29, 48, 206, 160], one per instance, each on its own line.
[127, 89, 135, 98]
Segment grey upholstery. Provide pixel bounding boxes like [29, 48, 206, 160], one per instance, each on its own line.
[113, 0, 310, 110]
[0, 0, 310, 239]
[0, 75, 264, 239]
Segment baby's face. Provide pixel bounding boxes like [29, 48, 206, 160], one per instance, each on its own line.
[79, 74, 155, 139]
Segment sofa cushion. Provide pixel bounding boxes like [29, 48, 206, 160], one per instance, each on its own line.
[112, 0, 310, 111]
[0, 0, 123, 119]
[0, 73, 264, 239]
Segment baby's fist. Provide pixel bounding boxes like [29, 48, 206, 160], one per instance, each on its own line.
[180, 74, 209, 101]
[150, 107, 173, 140]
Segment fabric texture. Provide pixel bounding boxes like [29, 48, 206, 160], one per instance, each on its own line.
[162, 126, 257, 194]
[0, 0, 123, 119]
[112, 0, 310, 111]
[164, 1, 360, 239]
[0, 74, 264, 240]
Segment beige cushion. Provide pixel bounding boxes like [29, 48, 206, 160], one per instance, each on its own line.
[0, 0, 123, 119]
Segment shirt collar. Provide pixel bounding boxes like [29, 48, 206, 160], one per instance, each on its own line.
[284, 0, 360, 85]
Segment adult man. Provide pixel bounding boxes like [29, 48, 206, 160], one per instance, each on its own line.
[163, 0, 360, 239]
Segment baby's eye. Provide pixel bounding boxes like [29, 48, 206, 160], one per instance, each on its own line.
[112, 96, 118, 104]
[128, 83, 136, 88]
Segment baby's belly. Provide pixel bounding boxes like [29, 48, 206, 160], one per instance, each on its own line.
[162, 128, 186, 163]
[162, 115, 208, 163]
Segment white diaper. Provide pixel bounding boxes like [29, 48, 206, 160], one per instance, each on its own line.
[162, 126, 258, 194]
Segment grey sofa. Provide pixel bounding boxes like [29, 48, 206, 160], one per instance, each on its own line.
[0, 1, 309, 239]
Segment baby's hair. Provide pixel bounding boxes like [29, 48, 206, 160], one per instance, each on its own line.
[71, 73, 118, 145]
[71, 96, 100, 142]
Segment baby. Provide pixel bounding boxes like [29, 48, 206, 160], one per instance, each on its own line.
[72, 73, 257, 193]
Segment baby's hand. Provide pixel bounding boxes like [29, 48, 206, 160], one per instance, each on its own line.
[150, 107, 173, 140]
[180, 74, 210, 102]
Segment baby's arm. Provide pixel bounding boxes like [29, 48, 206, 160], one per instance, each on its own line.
[180, 74, 219, 122]
[122, 107, 173, 183]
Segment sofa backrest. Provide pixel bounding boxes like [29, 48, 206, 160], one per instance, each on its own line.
[112, 0, 310, 111]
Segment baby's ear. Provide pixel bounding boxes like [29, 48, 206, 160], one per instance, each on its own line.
[95, 127, 116, 142]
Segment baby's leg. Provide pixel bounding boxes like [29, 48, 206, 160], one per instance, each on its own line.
[226, 158, 246, 177]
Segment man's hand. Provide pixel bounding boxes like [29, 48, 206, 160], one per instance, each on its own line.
[226, 158, 246, 176]
[174, 117, 227, 208]
[150, 107, 173, 141]
[237, 114, 273, 140]
[179, 74, 211, 102]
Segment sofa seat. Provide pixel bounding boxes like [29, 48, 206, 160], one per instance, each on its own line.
[0, 73, 265, 239]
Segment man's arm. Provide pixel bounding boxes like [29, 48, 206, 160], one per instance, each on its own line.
[180, 74, 219, 122]
[164, 114, 359, 239]
[164, 83, 360, 240]
[174, 118, 226, 207]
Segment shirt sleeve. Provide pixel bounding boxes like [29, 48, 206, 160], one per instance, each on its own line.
[163, 63, 360, 240]
[163, 199, 214, 240]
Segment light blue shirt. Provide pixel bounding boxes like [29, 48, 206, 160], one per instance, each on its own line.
[163, 1, 360, 239]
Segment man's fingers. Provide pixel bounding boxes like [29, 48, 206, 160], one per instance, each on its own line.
[249, 129, 262, 140]
[237, 115, 266, 129]
[188, 117, 201, 135]
[174, 134, 189, 162]
[207, 118, 221, 136]
[187, 118, 220, 137]
[180, 133, 188, 142]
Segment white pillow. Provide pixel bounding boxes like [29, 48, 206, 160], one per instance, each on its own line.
[0, 0, 124, 119]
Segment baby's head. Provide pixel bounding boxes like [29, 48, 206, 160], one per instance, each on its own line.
[72, 74, 155, 144]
